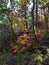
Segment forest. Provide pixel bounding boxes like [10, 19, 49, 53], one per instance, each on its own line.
[0, 0, 49, 65]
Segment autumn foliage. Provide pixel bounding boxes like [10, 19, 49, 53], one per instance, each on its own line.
[17, 34, 31, 47]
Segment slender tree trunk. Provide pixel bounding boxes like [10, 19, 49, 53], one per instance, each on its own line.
[44, 9, 48, 30]
[24, 2, 28, 29]
[31, 0, 40, 43]
[32, 0, 36, 38]
[45, 15, 48, 30]
[48, 6, 49, 13]
[36, 0, 38, 29]
[7, 16, 18, 43]
[25, 11, 28, 29]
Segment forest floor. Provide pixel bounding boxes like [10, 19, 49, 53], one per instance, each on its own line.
[0, 46, 49, 65]
[0, 30, 49, 65]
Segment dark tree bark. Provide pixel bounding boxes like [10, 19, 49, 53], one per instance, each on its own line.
[31, 0, 41, 43]
[44, 9, 48, 30]
[45, 15, 48, 30]
[48, 6, 49, 13]
[25, 11, 28, 29]
[36, 0, 38, 28]
[24, 2, 28, 29]
[31, 0, 37, 38]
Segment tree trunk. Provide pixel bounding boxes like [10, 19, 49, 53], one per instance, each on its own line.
[44, 12, 48, 30]
[31, 0, 40, 44]
[36, 0, 38, 29]
[7, 16, 18, 43]
[48, 6, 49, 13]
[25, 11, 28, 29]
[32, 0, 36, 38]
[45, 15, 48, 30]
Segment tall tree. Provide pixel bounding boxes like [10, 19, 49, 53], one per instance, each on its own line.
[0, 0, 19, 45]
[36, 0, 38, 29]
[31, 0, 37, 38]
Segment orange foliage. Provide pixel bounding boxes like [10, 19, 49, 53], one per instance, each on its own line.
[11, 45, 19, 54]
[20, 34, 30, 39]
[17, 33, 33, 47]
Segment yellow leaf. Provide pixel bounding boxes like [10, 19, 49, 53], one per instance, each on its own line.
[36, 55, 43, 62]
